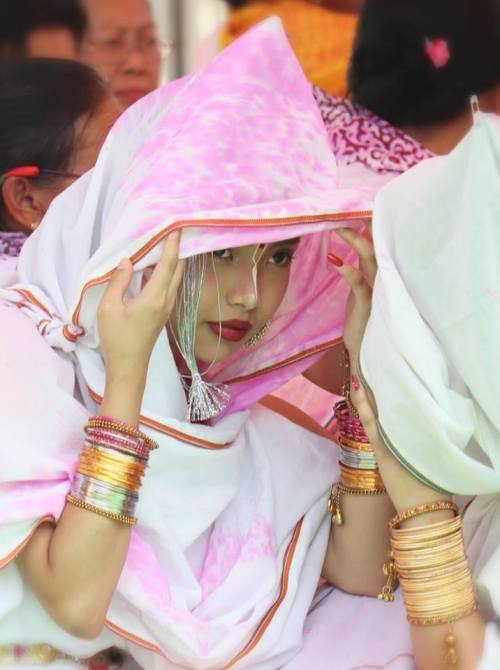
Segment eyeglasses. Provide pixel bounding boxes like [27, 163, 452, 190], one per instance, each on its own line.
[84, 35, 174, 66]
[0, 166, 82, 187]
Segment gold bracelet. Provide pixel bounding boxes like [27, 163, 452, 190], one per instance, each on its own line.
[339, 464, 385, 490]
[66, 494, 136, 525]
[337, 434, 375, 453]
[328, 482, 386, 526]
[78, 446, 146, 491]
[389, 501, 459, 529]
[386, 515, 477, 668]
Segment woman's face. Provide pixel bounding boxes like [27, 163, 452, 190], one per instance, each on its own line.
[34, 95, 122, 218]
[79, 0, 162, 108]
[1, 95, 122, 235]
[175, 239, 300, 365]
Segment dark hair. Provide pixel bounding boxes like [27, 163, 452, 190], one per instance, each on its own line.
[0, 58, 109, 229]
[0, 0, 87, 56]
[348, 0, 500, 126]
[224, 1, 248, 7]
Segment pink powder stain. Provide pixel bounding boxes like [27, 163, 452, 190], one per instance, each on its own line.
[200, 513, 274, 600]
[121, 530, 171, 610]
[240, 513, 274, 562]
[200, 527, 243, 600]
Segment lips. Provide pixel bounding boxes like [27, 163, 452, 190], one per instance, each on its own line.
[116, 89, 149, 106]
[207, 320, 251, 343]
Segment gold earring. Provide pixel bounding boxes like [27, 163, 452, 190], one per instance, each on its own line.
[29, 220, 39, 232]
[244, 320, 271, 348]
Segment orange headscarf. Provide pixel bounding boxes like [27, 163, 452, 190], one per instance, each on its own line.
[220, 1, 358, 97]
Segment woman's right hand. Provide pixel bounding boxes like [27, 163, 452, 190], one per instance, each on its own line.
[97, 231, 185, 385]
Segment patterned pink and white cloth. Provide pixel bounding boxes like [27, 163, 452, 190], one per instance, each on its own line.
[0, 19, 411, 670]
[0, 232, 27, 259]
[314, 88, 432, 176]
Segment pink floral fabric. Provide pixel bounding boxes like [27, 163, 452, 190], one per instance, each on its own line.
[314, 87, 433, 174]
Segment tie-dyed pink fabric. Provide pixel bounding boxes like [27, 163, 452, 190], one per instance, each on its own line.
[0, 20, 397, 670]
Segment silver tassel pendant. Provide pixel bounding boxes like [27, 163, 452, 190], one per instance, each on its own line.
[187, 372, 230, 422]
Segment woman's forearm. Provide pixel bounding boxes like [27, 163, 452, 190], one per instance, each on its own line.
[16, 375, 145, 639]
[398, 512, 486, 670]
[323, 492, 394, 595]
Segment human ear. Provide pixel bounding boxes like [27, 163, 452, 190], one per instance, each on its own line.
[1, 177, 44, 234]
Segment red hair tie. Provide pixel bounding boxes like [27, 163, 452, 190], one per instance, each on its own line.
[0, 165, 40, 187]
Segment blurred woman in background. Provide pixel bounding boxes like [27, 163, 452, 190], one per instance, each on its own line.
[78, 0, 169, 107]
[0, 58, 121, 265]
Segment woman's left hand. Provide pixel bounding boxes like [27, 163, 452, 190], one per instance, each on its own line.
[329, 225, 376, 368]
[330, 226, 451, 512]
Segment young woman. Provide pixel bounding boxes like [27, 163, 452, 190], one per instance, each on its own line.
[0, 21, 402, 670]
[313, 103, 499, 670]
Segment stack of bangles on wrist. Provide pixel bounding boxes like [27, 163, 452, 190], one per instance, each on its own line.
[379, 501, 478, 669]
[327, 394, 386, 526]
[66, 416, 158, 525]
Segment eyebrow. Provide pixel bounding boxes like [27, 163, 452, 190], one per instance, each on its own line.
[99, 22, 156, 33]
[267, 238, 300, 247]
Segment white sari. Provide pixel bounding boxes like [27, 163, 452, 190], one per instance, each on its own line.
[361, 110, 500, 668]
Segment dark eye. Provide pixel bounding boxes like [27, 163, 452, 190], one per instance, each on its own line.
[103, 38, 123, 49]
[213, 249, 232, 260]
[268, 249, 294, 267]
[142, 36, 158, 48]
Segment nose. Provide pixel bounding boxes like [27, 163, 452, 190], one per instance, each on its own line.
[226, 263, 258, 312]
[121, 46, 148, 73]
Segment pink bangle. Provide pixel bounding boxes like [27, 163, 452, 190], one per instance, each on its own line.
[333, 400, 370, 443]
[85, 416, 158, 450]
[85, 435, 150, 461]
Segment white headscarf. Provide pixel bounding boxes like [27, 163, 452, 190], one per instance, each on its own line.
[361, 109, 500, 496]
[0, 20, 373, 669]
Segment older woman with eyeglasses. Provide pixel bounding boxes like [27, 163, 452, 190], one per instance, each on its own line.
[0, 58, 121, 269]
[78, 0, 173, 108]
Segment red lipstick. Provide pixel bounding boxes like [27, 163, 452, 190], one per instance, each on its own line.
[207, 320, 251, 343]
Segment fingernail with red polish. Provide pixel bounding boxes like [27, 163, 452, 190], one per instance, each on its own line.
[351, 374, 360, 391]
[327, 253, 344, 267]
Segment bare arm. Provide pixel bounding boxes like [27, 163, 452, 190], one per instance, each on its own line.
[332, 225, 486, 669]
[354, 394, 486, 670]
[16, 235, 184, 639]
[322, 492, 394, 596]
[259, 394, 393, 596]
[16, 376, 143, 639]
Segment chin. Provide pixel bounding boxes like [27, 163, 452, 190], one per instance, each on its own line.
[195, 340, 237, 367]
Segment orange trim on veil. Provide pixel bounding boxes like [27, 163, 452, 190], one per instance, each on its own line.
[219, 1, 358, 97]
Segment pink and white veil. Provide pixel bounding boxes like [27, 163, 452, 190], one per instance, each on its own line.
[0, 20, 374, 669]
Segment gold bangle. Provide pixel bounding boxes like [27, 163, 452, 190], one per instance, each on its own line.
[339, 464, 385, 490]
[407, 602, 478, 627]
[328, 482, 386, 526]
[78, 446, 146, 491]
[66, 494, 136, 525]
[390, 516, 477, 626]
[337, 434, 375, 452]
[389, 501, 459, 529]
